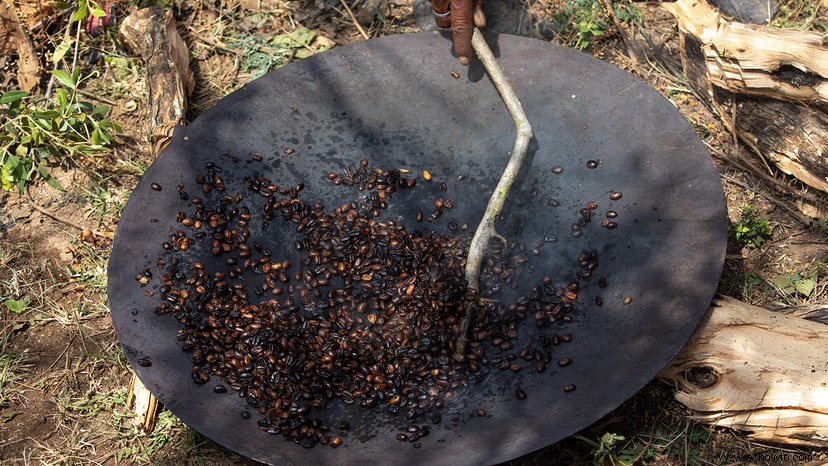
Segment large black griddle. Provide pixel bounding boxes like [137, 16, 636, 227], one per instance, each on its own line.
[108, 32, 727, 465]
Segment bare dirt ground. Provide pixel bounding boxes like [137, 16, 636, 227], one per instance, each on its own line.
[1, 0, 827, 464]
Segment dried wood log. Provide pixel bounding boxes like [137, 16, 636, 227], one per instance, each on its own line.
[659, 296, 828, 447]
[127, 373, 159, 432]
[120, 7, 193, 157]
[663, 0, 828, 197]
[0, 0, 39, 91]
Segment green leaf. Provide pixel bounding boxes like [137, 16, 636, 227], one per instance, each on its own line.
[36, 164, 64, 191]
[56, 88, 69, 112]
[51, 69, 75, 89]
[92, 105, 110, 116]
[71, 1, 88, 22]
[89, 4, 106, 17]
[31, 110, 61, 120]
[0, 90, 28, 104]
[52, 38, 74, 64]
[5, 299, 29, 313]
[76, 101, 94, 112]
[794, 279, 815, 297]
[771, 275, 795, 294]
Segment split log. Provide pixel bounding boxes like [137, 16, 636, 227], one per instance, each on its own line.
[120, 7, 193, 158]
[0, 0, 39, 91]
[126, 373, 159, 432]
[659, 296, 828, 447]
[662, 0, 828, 197]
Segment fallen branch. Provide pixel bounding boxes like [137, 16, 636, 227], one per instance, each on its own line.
[0, 0, 40, 90]
[662, 0, 828, 199]
[454, 29, 534, 361]
[659, 296, 828, 447]
[120, 7, 193, 158]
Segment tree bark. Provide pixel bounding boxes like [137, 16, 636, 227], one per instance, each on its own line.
[659, 296, 828, 447]
[120, 7, 193, 158]
[663, 0, 828, 197]
[0, 0, 39, 91]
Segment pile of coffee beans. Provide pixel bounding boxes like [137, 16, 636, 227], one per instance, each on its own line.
[144, 157, 599, 449]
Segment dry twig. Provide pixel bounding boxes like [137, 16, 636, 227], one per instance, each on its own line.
[339, 0, 370, 40]
[454, 29, 534, 361]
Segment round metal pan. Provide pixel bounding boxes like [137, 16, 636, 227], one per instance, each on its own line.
[108, 32, 727, 465]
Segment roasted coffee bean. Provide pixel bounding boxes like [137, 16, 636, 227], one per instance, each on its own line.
[551, 166, 564, 174]
[557, 357, 572, 367]
[213, 385, 227, 393]
[586, 160, 598, 169]
[475, 409, 486, 417]
[515, 388, 527, 400]
[145, 157, 591, 451]
[151, 183, 162, 191]
[563, 384, 576, 393]
[610, 191, 622, 200]
[595, 296, 603, 306]
[137, 357, 152, 367]
[605, 210, 618, 218]
[241, 411, 251, 419]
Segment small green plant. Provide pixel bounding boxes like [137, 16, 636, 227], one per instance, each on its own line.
[730, 205, 772, 249]
[818, 217, 828, 234]
[226, 27, 331, 81]
[575, 432, 629, 465]
[571, 0, 608, 50]
[0, 67, 121, 192]
[772, 266, 819, 299]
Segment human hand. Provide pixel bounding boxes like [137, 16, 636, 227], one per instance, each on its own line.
[430, 0, 486, 66]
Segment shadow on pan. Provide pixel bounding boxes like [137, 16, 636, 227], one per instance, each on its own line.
[107, 32, 727, 465]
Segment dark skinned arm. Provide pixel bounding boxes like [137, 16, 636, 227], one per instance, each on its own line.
[430, 0, 486, 65]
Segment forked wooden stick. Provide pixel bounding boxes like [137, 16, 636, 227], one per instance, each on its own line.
[454, 29, 534, 361]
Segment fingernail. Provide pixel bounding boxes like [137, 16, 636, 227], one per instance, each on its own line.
[474, 10, 486, 28]
[459, 56, 470, 66]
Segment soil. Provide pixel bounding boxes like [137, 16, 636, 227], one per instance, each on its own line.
[1, 0, 826, 464]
